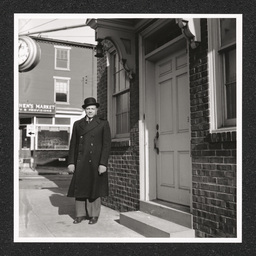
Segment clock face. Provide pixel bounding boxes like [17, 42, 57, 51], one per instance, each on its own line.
[18, 36, 41, 72]
[18, 39, 30, 65]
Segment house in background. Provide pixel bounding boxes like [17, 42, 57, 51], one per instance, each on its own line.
[19, 37, 97, 169]
[87, 17, 240, 238]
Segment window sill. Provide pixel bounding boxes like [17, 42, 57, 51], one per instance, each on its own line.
[111, 138, 131, 148]
[55, 102, 70, 105]
[211, 126, 236, 133]
[207, 128, 236, 143]
[54, 68, 70, 71]
[35, 149, 69, 151]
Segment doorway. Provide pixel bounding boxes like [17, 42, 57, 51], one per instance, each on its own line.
[19, 118, 32, 167]
[144, 37, 192, 209]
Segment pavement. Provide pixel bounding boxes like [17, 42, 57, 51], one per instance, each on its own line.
[17, 167, 144, 242]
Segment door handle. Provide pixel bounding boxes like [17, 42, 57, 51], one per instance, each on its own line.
[154, 131, 159, 154]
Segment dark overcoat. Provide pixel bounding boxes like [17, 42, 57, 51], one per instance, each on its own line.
[67, 116, 111, 199]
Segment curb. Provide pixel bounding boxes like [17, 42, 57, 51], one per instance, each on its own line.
[19, 167, 70, 176]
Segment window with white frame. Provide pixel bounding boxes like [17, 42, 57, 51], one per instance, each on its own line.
[35, 117, 71, 150]
[54, 76, 70, 103]
[54, 46, 71, 70]
[109, 50, 130, 138]
[208, 18, 236, 130]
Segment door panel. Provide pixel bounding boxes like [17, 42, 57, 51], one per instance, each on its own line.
[159, 79, 173, 133]
[159, 151, 174, 187]
[156, 49, 191, 206]
[177, 73, 189, 132]
[178, 151, 190, 189]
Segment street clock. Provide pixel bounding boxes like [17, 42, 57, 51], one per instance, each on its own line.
[18, 36, 41, 72]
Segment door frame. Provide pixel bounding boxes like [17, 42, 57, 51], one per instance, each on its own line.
[139, 33, 193, 212]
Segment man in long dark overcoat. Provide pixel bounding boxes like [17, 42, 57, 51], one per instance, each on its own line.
[67, 97, 111, 224]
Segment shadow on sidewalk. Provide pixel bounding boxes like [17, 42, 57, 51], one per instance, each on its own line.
[37, 169, 76, 221]
[48, 192, 76, 220]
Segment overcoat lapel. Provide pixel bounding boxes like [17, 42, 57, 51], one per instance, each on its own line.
[78, 116, 101, 135]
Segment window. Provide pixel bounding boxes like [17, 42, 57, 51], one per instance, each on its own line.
[37, 126, 70, 149]
[35, 117, 71, 150]
[109, 50, 130, 138]
[220, 19, 236, 123]
[54, 77, 70, 103]
[36, 117, 70, 125]
[54, 46, 71, 70]
[208, 18, 236, 130]
[36, 117, 53, 124]
[55, 117, 70, 125]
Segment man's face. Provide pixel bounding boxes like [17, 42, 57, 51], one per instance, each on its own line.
[85, 105, 97, 118]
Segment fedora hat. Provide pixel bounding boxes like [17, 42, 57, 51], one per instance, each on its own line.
[82, 97, 100, 109]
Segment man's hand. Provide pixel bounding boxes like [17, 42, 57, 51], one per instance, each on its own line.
[98, 165, 107, 175]
[68, 164, 75, 174]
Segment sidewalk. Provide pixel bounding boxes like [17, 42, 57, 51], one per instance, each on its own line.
[20, 166, 70, 175]
[18, 168, 144, 241]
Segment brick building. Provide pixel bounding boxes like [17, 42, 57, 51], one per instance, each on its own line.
[88, 17, 240, 238]
[19, 37, 97, 168]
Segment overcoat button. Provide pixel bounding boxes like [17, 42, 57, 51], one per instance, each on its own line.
[89, 160, 91, 162]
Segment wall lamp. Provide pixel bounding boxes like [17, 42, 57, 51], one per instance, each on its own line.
[95, 39, 104, 58]
[94, 39, 134, 79]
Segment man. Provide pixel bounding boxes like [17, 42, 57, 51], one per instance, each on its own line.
[67, 97, 111, 224]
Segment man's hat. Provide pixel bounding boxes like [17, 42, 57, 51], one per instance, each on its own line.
[82, 97, 100, 109]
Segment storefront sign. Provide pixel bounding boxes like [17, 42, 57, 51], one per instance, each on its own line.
[19, 103, 55, 114]
[26, 125, 35, 137]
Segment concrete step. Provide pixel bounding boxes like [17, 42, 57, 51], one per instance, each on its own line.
[19, 163, 31, 168]
[140, 200, 192, 228]
[120, 211, 195, 238]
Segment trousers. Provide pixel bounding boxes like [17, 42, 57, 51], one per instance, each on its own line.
[75, 197, 101, 218]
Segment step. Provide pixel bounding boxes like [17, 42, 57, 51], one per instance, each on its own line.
[120, 211, 195, 238]
[19, 163, 30, 168]
[140, 200, 192, 228]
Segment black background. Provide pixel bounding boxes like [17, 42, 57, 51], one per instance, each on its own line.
[0, 0, 255, 255]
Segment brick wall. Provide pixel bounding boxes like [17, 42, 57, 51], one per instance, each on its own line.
[190, 19, 237, 237]
[96, 55, 108, 120]
[96, 51, 140, 212]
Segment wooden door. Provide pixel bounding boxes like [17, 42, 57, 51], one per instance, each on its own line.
[155, 49, 191, 206]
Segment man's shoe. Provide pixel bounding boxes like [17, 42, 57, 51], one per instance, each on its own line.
[73, 216, 86, 224]
[88, 217, 98, 225]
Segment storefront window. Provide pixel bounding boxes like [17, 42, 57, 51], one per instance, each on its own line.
[36, 117, 53, 124]
[55, 117, 70, 125]
[37, 126, 70, 149]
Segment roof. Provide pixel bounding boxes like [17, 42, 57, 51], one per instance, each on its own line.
[30, 36, 96, 49]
